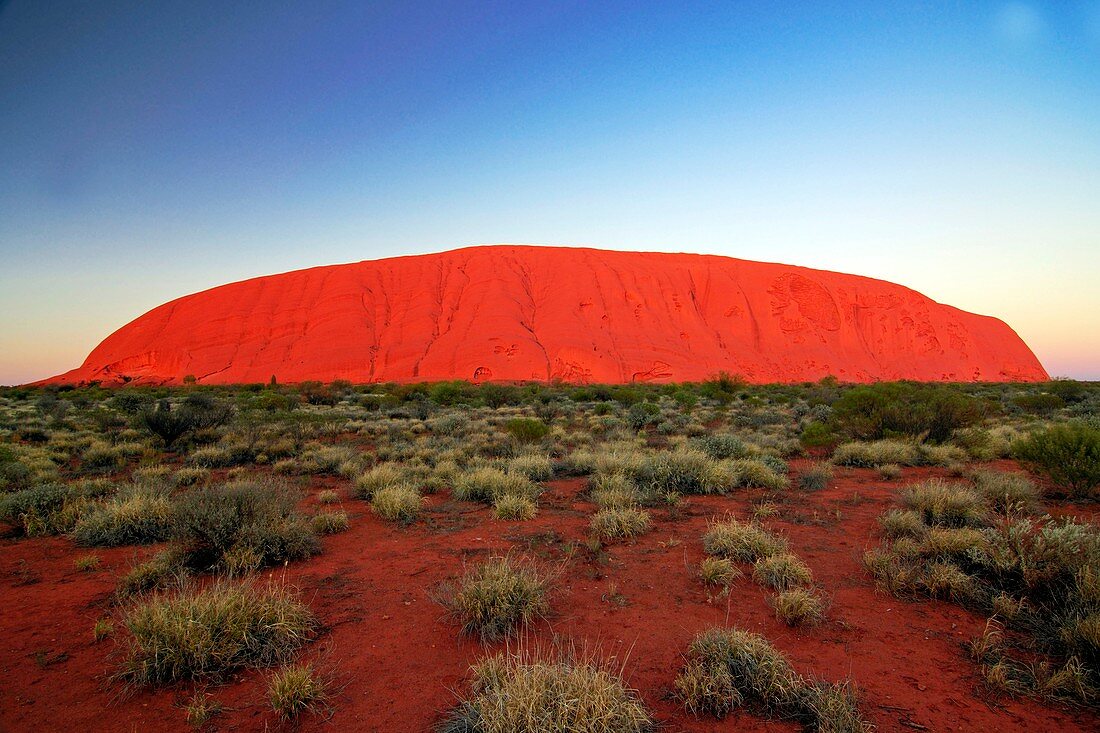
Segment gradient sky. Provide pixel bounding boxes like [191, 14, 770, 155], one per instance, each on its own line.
[1, 1, 1098, 384]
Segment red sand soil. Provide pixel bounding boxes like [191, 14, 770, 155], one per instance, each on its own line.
[41, 245, 1048, 386]
[1, 460, 1095, 732]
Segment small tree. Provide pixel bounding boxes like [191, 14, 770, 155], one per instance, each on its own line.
[140, 400, 196, 448]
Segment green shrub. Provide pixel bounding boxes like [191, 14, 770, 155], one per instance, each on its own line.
[441, 651, 651, 733]
[626, 402, 661, 430]
[1014, 423, 1100, 498]
[800, 421, 838, 449]
[139, 398, 233, 449]
[504, 418, 550, 444]
[172, 480, 319, 571]
[118, 581, 316, 684]
[830, 382, 984, 443]
[439, 556, 550, 640]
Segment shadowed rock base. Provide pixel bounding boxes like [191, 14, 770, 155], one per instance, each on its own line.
[41, 245, 1048, 385]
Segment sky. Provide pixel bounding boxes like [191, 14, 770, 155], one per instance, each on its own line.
[1, 1, 1098, 384]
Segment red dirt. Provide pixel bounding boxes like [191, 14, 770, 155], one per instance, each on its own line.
[1, 461, 1094, 732]
[40, 245, 1048, 386]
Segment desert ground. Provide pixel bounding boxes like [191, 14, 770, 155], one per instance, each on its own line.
[1, 377, 1097, 732]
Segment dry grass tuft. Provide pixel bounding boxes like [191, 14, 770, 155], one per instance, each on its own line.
[438, 556, 551, 641]
[440, 649, 652, 733]
[117, 580, 316, 685]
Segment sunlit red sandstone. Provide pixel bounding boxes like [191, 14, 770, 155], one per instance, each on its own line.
[42, 245, 1048, 385]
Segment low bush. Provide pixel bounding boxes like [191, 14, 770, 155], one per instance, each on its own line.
[504, 418, 550, 444]
[172, 480, 319, 571]
[829, 382, 984, 443]
[507, 454, 553, 481]
[727, 459, 790, 491]
[81, 442, 126, 472]
[693, 434, 749, 460]
[589, 473, 640, 509]
[440, 650, 652, 733]
[354, 462, 410, 500]
[1014, 423, 1100, 499]
[438, 556, 551, 640]
[635, 449, 730, 495]
[118, 581, 316, 684]
[0, 482, 97, 536]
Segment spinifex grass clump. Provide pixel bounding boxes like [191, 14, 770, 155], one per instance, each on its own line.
[438, 556, 551, 641]
[172, 479, 319, 572]
[71, 484, 174, 546]
[440, 649, 653, 733]
[370, 484, 424, 524]
[865, 478, 1100, 702]
[0, 481, 104, 536]
[118, 580, 316, 685]
[268, 662, 331, 720]
[675, 628, 868, 732]
[590, 506, 651, 541]
[453, 467, 539, 504]
[703, 516, 787, 562]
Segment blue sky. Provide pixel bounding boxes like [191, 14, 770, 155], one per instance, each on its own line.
[1, 1, 1098, 383]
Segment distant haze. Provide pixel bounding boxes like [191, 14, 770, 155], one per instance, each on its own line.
[1, 1, 1098, 384]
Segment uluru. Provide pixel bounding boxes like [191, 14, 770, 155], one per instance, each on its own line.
[43, 245, 1047, 386]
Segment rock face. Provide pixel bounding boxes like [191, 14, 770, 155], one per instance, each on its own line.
[43, 245, 1048, 385]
